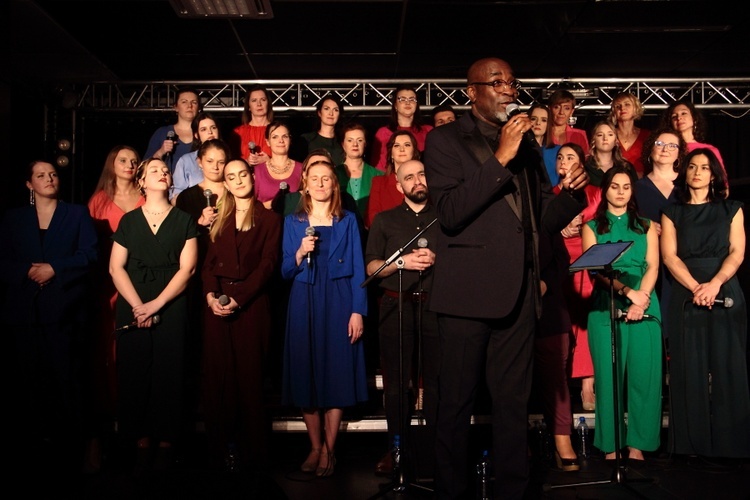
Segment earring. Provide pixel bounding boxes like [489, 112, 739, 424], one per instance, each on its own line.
[29, 188, 35, 206]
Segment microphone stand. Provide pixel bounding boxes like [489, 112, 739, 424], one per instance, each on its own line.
[364, 219, 437, 499]
[360, 218, 436, 289]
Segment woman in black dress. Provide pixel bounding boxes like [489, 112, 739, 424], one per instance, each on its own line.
[661, 148, 749, 458]
[110, 157, 198, 474]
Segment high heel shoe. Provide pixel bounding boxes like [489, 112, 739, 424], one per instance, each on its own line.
[301, 448, 321, 472]
[581, 391, 595, 411]
[316, 451, 336, 477]
[554, 451, 580, 472]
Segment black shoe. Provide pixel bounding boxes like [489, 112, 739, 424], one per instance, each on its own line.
[554, 451, 580, 472]
[133, 447, 151, 478]
[375, 451, 393, 476]
[152, 446, 174, 473]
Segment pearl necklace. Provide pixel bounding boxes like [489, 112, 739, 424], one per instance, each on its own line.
[267, 159, 292, 175]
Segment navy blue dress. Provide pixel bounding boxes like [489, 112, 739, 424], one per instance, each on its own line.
[281, 214, 368, 408]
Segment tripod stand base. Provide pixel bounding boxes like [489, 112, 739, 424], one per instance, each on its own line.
[543, 459, 659, 499]
[367, 477, 434, 500]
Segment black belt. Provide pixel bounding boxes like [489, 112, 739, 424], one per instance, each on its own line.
[383, 290, 428, 303]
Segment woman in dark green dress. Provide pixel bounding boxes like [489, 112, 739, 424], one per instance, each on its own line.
[661, 148, 749, 458]
[110, 157, 198, 474]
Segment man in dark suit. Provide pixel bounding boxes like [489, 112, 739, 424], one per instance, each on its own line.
[423, 57, 589, 499]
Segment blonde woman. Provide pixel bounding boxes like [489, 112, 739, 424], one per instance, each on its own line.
[281, 153, 368, 477]
[109, 157, 198, 475]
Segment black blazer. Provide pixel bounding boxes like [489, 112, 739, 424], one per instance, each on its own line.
[0, 202, 98, 325]
[424, 112, 585, 319]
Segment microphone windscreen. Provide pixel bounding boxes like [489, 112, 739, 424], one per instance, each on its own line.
[203, 189, 213, 198]
[218, 295, 230, 306]
[305, 226, 316, 237]
[506, 103, 522, 118]
[417, 237, 428, 248]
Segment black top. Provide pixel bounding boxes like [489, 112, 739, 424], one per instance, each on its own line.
[365, 201, 439, 293]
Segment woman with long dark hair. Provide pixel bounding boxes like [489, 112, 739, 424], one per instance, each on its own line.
[582, 165, 662, 462]
[660, 148, 749, 458]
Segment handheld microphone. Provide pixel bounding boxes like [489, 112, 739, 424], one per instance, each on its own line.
[505, 103, 538, 146]
[305, 226, 316, 265]
[165, 131, 177, 161]
[615, 309, 653, 321]
[248, 141, 261, 155]
[115, 314, 161, 333]
[214, 292, 230, 306]
[713, 297, 734, 308]
[271, 182, 290, 214]
[203, 189, 213, 208]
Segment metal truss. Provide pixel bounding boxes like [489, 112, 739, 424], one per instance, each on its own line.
[74, 78, 750, 114]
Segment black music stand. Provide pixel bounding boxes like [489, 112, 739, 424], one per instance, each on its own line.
[545, 241, 657, 497]
[362, 219, 436, 499]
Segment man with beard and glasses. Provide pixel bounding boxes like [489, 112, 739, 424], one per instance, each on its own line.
[424, 57, 589, 499]
[365, 160, 440, 480]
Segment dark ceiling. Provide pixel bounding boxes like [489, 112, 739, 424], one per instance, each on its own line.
[7, 0, 750, 85]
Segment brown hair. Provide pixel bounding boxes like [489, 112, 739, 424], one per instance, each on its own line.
[294, 150, 343, 220]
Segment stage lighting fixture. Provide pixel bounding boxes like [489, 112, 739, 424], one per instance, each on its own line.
[169, 0, 273, 18]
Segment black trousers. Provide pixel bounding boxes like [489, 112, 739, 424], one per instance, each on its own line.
[434, 282, 535, 500]
[378, 293, 439, 454]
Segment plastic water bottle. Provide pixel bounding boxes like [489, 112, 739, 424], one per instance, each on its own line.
[392, 434, 405, 491]
[225, 442, 239, 472]
[476, 449, 491, 500]
[536, 420, 552, 462]
[577, 416, 590, 458]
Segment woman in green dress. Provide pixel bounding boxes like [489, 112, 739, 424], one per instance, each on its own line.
[581, 165, 663, 462]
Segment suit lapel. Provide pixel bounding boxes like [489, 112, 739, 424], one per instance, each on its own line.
[460, 121, 522, 221]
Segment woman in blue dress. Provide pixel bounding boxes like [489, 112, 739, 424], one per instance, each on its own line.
[281, 152, 368, 477]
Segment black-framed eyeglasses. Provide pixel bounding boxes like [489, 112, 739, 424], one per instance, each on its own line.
[469, 79, 522, 91]
[654, 140, 679, 151]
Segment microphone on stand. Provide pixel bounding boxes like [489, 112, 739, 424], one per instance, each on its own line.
[115, 314, 161, 333]
[417, 237, 428, 277]
[305, 226, 316, 266]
